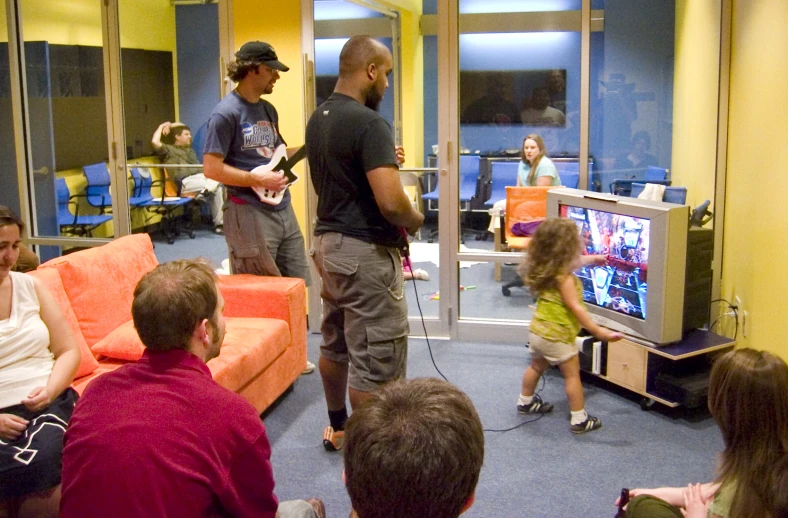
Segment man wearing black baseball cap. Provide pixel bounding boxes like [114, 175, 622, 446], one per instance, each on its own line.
[203, 41, 316, 375]
[234, 41, 290, 72]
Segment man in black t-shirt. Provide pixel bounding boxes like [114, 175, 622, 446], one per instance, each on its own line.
[306, 35, 424, 452]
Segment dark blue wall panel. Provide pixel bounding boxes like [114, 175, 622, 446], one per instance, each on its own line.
[175, 4, 220, 140]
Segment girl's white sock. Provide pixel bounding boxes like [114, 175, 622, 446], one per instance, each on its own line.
[570, 409, 589, 425]
[518, 394, 534, 406]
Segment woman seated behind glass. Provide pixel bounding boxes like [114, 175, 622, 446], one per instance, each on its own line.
[0, 206, 80, 518]
[516, 134, 562, 187]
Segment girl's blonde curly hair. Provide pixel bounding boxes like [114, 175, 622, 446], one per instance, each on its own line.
[518, 218, 581, 295]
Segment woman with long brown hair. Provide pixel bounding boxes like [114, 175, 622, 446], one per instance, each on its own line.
[0, 206, 80, 517]
[516, 133, 561, 187]
[620, 348, 788, 517]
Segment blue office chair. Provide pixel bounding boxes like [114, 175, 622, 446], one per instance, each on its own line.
[645, 166, 669, 182]
[553, 159, 589, 189]
[458, 155, 481, 204]
[421, 155, 483, 242]
[630, 182, 687, 204]
[82, 163, 113, 213]
[558, 172, 579, 188]
[55, 178, 112, 237]
[662, 186, 688, 205]
[130, 167, 195, 244]
[191, 121, 208, 162]
[128, 167, 155, 207]
[486, 162, 519, 208]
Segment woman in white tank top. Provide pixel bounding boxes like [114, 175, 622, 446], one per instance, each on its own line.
[0, 206, 81, 516]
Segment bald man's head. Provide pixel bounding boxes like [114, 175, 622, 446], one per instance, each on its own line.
[335, 35, 392, 111]
[339, 35, 390, 77]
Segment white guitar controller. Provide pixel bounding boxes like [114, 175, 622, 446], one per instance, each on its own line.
[251, 144, 305, 205]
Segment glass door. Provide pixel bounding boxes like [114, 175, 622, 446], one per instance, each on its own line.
[307, 0, 421, 329]
[449, 0, 585, 340]
[3, 0, 127, 260]
[117, 0, 225, 261]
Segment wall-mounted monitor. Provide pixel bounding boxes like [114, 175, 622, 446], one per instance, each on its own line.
[460, 69, 567, 127]
[548, 188, 690, 345]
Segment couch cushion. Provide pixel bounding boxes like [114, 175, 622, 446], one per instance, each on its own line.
[208, 318, 290, 392]
[90, 320, 142, 361]
[71, 358, 128, 395]
[90, 318, 290, 391]
[26, 268, 100, 379]
[38, 234, 158, 347]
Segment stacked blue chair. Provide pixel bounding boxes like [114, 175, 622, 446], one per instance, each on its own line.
[55, 178, 112, 237]
[458, 155, 482, 206]
[553, 160, 586, 189]
[82, 163, 113, 214]
[486, 162, 519, 208]
[128, 167, 155, 207]
[645, 165, 669, 182]
[421, 155, 483, 242]
[130, 167, 195, 244]
[558, 171, 579, 188]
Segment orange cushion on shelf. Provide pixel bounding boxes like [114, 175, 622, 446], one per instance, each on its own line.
[26, 268, 100, 379]
[38, 234, 159, 348]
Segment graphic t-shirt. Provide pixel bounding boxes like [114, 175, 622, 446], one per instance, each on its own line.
[203, 91, 288, 211]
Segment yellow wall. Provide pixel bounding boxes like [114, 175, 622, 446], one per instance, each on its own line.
[232, 0, 308, 231]
[14, 0, 174, 51]
[722, 0, 788, 360]
[3, 0, 179, 116]
[671, 0, 721, 209]
[376, 0, 425, 167]
[397, 5, 425, 168]
[232, 0, 426, 232]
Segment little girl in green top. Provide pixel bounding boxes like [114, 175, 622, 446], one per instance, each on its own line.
[517, 218, 622, 434]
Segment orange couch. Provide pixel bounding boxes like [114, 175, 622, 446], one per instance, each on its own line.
[27, 234, 306, 413]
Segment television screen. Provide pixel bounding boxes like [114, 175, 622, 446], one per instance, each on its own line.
[560, 204, 650, 321]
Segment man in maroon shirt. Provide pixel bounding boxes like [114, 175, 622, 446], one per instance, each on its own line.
[60, 259, 324, 518]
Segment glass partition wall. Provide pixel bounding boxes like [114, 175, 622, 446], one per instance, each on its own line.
[304, 0, 725, 341]
[3, 1, 225, 264]
[3, 0, 118, 260]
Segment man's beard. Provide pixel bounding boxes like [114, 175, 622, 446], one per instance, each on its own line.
[205, 320, 224, 363]
[364, 84, 382, 111]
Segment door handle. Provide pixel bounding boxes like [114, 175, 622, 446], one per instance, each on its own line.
[32, 166, 49, 177]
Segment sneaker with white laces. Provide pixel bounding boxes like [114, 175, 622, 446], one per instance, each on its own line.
[570, 415, 602, 434]
[517, 394, 554, 414]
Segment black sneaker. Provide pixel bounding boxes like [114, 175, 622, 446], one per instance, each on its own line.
[570, 415, 602, 434]
[517, 395, 554, 414]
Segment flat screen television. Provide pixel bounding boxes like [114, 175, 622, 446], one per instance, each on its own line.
[547, 188, 690, 345]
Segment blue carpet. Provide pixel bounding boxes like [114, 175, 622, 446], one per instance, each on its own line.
[150, 231, 722, 516]
[264, 334, 722, 518]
